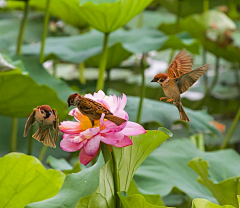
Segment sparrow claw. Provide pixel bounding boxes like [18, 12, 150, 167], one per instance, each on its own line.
[166, 99, 174, 103]
[160, 97, 168, 101]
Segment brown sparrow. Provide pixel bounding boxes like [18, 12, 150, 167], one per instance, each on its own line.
[23, 105, 59, 148]
[151, 49, 209, 122]
[67, 93, 126, 126]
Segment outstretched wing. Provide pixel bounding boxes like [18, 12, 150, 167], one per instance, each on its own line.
[52, 109, 59, 143]
[167, 49, 193, 79]
[175, 63, 209, 94]
[23, 110, 36, 137]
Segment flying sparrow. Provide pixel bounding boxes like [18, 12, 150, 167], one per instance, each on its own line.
[23, 105, 59, 148]
[67, 93, 126, 126]
[151, 49, 209, 122]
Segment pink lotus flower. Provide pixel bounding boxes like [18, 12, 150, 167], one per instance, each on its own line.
[60, 90, 146, 165]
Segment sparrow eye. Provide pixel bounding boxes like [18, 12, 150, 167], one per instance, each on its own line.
[41, 110, 44, 114]
[160, 79, 164, 82]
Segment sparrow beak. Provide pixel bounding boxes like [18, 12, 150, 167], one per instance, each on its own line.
[151, 78, 158, 82]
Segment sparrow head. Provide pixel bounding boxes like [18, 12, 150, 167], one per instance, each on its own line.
[39, 105, 52, 118]
[67, 93, 81, 107]
[151, 73, 169, 84]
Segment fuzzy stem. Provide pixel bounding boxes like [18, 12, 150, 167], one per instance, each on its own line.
[10, 118, 18, 152]
[79, 62, 86, 84]
[136, 54, 147, 124]
[96, 33, 109, 91]
[40, 0, 51, 63]
[202, 49, 208, 92]
[27, 126, 34, 155]
[52, 59, 57, 77]
[105, 69, 111, 93]
[112, 150, 121, 208]
[209, 56, 220, 93]
[203, 0, 209, 12]
[16, 0, 29, 55]
[39, 145, 48, 162]
[220, 106, 240, 149]
[137, 12, 143, 28]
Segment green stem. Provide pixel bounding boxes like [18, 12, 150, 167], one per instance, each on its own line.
[136, 54, 147, 123]
[203, 0, 209, 12]
[105, 69, 111, 93]
[40, 0, 51, 63]
[27, 125, 34, 155]
[39, 145, 48, 162]
[220, 106, 240, 149]
[96, 33, 109, 91]
[176, 0, 182, 33]
[202, 49, 208, 92]
[10, 118, 18, 152]
[16, 0, 29, 55]
[137, 12, 143, 28]
[79, 62, 86, 84]
[52, 59, 57, 78]
[112, 150, 121, 208]
[209, 56, 219, 93]
[168, 50, 175, 66]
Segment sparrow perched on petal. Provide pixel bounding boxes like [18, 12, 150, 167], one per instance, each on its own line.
[151, 49, 209, 122]
[67, 93, 126, 126]
[23, 105, 59, 148]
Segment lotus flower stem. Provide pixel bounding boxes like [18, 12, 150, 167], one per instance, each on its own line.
[112, 150, 121, 208]
[209, 56, 219, 93]
[16, 0, 29, 55]
[40, 0, 51, 63]
[10, 118, 18, 152]
[203, 0, 209, 12]
[220, 106, 240, 149]
[202, 49, 208, 92]
[39, 145, 48, 162]
[136, 54, 147, 123]
[28, 126, 34, 155]
[97, 33, 109, 91]
[79, 62, 86, 84]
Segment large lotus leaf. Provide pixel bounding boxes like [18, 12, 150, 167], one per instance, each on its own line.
[75, 158, 115, 208]
[159, 11, 240, 63]
[0, 153, 65, 208]
[188, 158, 240, 207]
[78, 0, 152, 33]
[0, 16, 43, 53]
[158, 0, 227, 17]
[112, 130, 171, 193]
[6, 0, 88, 29]
[118, 192, 167, 208]
[192, 198, 234, 208]
[21, 29, 200, 66]
[26, 152, 106, 208]
[125, 96, 221, 137]
[134, 139, 240, 203]
[127, 180, 165, 206]
[15, 56, 74, 103]
[0, 67, 66, 118]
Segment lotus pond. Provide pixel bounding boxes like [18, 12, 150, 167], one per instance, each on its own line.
[0, 0, 240, 208]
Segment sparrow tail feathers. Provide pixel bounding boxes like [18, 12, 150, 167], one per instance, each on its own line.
[175, 103, 190, 122]
[33, 127, 56, 148]
[105, 114, 126, 126]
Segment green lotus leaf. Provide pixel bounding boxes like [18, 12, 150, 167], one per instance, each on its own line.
[78, 0, 153, 33]
[188, 158, 240, 207]
[0, 153, 65, 208]
[192, 198, 235, 208]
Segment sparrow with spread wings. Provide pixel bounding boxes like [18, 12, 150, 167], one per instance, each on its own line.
[67, 93, 126, 126]
[23, 105, 59, 148]
[151, 49, 209, 122]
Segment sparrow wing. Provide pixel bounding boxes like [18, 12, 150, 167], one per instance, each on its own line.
[80, 98, 110, 114]
[175, 63, 209, 94]
[167, 49, 193, 79]
[23, 110, 36, 137]
[52, 109, 59, 143]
